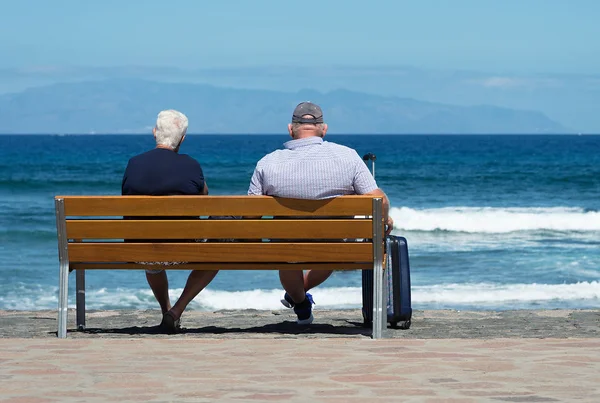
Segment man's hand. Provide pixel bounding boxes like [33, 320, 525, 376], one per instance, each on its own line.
[363, 188, 393, 236]
[385, 216, 394, 236]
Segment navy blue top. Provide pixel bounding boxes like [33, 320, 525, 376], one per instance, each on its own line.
[122, 148, 205, 195]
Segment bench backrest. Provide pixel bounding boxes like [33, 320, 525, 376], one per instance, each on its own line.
[55, 195, 385, 271]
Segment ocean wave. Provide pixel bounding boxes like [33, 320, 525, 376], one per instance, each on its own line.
[2, 282, 598, 311]
[413, 281, 600, 304]
[0, 286, 362, 311]
[391, 206, 600, 233]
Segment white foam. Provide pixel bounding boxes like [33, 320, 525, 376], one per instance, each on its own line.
[391, 206, 600, 233]
[413, 281, 600, 304]
[2, 282, 598, 311]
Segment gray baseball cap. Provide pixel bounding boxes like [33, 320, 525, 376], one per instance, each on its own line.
[291, 102, 324, 124]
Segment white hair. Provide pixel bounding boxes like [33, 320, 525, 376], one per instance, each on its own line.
[154, 110, 189, 149]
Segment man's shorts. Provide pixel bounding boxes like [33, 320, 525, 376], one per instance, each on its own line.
[139, 261, 188, 274]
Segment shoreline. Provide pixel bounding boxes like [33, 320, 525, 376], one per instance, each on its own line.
[1, 308, 598, 339]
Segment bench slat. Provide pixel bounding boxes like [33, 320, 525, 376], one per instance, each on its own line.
[70, 262, 372, 270]
[67, 242, 373, 263]
[58, 195, 375, 216]
[65, 219, 372, 239]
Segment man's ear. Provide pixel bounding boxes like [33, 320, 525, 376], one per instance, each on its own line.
[153, 127, 157, 139]
[321, 124, 328, 138]
[288, 123, 293, 138]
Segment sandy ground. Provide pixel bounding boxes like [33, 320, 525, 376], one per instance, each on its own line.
[0, 308, 598, 339]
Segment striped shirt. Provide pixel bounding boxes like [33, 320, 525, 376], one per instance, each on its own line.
[248, 136, 378, 199]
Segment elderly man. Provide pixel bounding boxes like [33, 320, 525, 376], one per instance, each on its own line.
[248, 102, 393, 325]
[122, 109, 218, 332]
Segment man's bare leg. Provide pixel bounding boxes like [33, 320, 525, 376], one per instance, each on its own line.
[146, 271, 171, 314]
[303, 270, 334, 292]
[169, 270, 219, 320]
[279, 270, 306, 303]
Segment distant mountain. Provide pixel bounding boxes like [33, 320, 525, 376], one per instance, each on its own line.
[0, 79, 568, 134]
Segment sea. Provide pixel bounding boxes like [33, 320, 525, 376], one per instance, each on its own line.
[1, 134, 599, 312]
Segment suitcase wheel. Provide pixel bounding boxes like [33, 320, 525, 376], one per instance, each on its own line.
[398, 320, 411, 330]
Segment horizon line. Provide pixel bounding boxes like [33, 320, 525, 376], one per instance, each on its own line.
[0, 132, 595, 136]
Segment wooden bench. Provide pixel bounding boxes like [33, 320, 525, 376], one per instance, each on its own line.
[54, 195, 387, 339]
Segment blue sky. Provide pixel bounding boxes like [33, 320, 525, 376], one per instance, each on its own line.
[1, 0, 599, 74]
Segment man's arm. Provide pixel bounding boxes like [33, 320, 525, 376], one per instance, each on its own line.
[201, 181, 209, 195]
[247, 167, 264, 196]
[364, 188, 393, 236]
[245, 166, 265, 219]
[352, 155, 393, 235]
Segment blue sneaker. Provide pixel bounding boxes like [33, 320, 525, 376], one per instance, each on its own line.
[280, 292, 295, 308]
[281, 292, 314, 309]
[293, 293, 314, 325]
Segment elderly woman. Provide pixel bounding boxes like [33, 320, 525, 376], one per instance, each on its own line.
[122, 110, 217, 332]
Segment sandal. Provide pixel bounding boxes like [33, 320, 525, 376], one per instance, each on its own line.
[160, 311, 181, 334]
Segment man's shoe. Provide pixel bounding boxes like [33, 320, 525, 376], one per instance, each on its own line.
[293, 293, 314, 325]
[280, 292, 295, 308]
[281, 292, 314, 309]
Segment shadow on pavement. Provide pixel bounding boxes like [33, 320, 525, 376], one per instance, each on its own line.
[75, 320, 373, 337]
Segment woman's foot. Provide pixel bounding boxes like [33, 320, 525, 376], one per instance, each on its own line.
[160, 310, 181, 333]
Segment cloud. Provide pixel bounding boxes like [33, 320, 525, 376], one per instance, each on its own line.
[481, 77, 523, 88]
[17, 65, 71, 74]
[467, 76, 563, 89]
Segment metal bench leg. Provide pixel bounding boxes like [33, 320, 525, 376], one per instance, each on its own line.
[373, 260, 385, 339]
[55, 198, 69, 338]
[76, 269, 86, 330]
[58, 262, 69, 338]
[372, 197, 386, 340]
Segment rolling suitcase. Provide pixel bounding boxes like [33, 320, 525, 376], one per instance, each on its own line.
[361, 236, 412, 329]
[360, 153, 412, 329]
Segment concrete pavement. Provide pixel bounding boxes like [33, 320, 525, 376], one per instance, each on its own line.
[1, 337, 599, 402]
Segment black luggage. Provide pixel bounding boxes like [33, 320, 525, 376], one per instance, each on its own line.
[362, 235, 412, 329]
